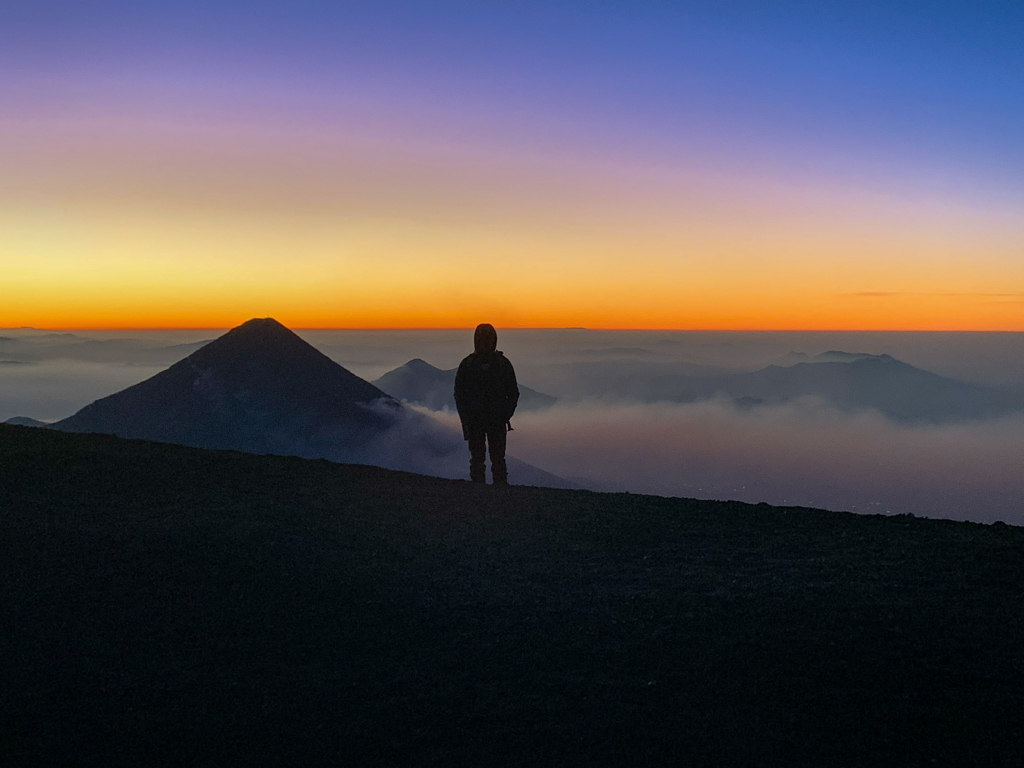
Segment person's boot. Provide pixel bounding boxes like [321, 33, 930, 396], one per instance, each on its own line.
[469, 451, 486, 483]
[468, 434, 486, 483]
[491, 463, 508, 486]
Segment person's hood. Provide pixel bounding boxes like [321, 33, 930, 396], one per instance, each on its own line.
[474, 323, 497, 354]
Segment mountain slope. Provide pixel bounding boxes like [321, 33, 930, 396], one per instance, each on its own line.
[55, 318, 397, 456]
[2, 424, 1022, 767]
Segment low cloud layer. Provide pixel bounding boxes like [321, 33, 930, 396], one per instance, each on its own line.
[0, 360, 162, 422]
[434, 399, 1023, 525]
[4, 331, 1022, 526]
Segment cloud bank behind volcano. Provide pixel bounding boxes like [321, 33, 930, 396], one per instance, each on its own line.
[429, 400, 1024, 525]
[3, 327, 1022, 522]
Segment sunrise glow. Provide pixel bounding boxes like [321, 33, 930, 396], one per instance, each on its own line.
[2, 3, 1022, 330]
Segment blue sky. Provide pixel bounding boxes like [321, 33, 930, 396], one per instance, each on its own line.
[1, 2, 1022, 329]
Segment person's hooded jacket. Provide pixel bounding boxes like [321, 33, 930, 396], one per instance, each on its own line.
[454, 324, 520, 436]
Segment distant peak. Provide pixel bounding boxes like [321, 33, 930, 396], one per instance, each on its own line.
[779, 350, 901, 368]
[190, 317, 315, 361]
[404, 358, 440, 371]
[221, 318, 299, 342]
[236, 317, 288, 331]
[5, 416, 50, 427]
[815, 351, 897, 363]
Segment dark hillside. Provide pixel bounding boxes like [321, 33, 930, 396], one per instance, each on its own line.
[54, 318, 395, 453]
[2, 425, 1022, 766]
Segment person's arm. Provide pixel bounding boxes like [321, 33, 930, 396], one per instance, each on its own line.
[504, 359, 520, 421]
[454, 358, 470, 439]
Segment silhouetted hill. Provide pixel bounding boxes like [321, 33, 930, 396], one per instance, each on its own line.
[539, 352, 1022, 421]
[2, 424, 1022, 767]
[780, 350, 897, 365]
[55, 318, 396, 456]
[374, 358, 557, 412]
[3, 416, 48, 427]
[52, 319, 574, 488]
[735, 356, 1018, 420]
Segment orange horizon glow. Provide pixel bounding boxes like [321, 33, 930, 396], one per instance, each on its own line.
[3, 111, 1022, 335]
[6, 312, 1024, 334]
[3, 5, 1024, 340]
[6, 284, 1022, 333]
[5, 293, 1024, 333]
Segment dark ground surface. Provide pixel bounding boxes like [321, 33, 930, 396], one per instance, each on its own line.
[1, 424, 1022, 767]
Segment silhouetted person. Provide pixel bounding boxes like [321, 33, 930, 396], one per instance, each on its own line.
[454, 324, 519, 485]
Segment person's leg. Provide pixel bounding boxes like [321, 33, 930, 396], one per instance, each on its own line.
[467, 427, 487, 483]
[487, 425, 508, 485]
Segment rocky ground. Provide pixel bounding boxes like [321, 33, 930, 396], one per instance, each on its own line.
[1, 424, 1022, 766]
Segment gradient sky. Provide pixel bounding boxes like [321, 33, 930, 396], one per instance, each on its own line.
[1, 1, 1022, 330]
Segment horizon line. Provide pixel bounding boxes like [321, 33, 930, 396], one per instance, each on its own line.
[4, 326, 1024, 334]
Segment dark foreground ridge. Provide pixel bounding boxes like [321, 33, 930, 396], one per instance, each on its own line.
[2, 425, 1022, 767]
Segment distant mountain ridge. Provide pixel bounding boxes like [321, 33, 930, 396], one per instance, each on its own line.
[780, 350, 897, 365]
[4, 416, 49, 427]
[374, 358, 557, 413]
[731, 356, 1018, 421]
[0, 333, 212, 364]
[527, 351, 1023, 422]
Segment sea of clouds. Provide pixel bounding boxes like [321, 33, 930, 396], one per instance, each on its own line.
[3, 328, 1022, 526]
[428, 399, 1024, 525]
